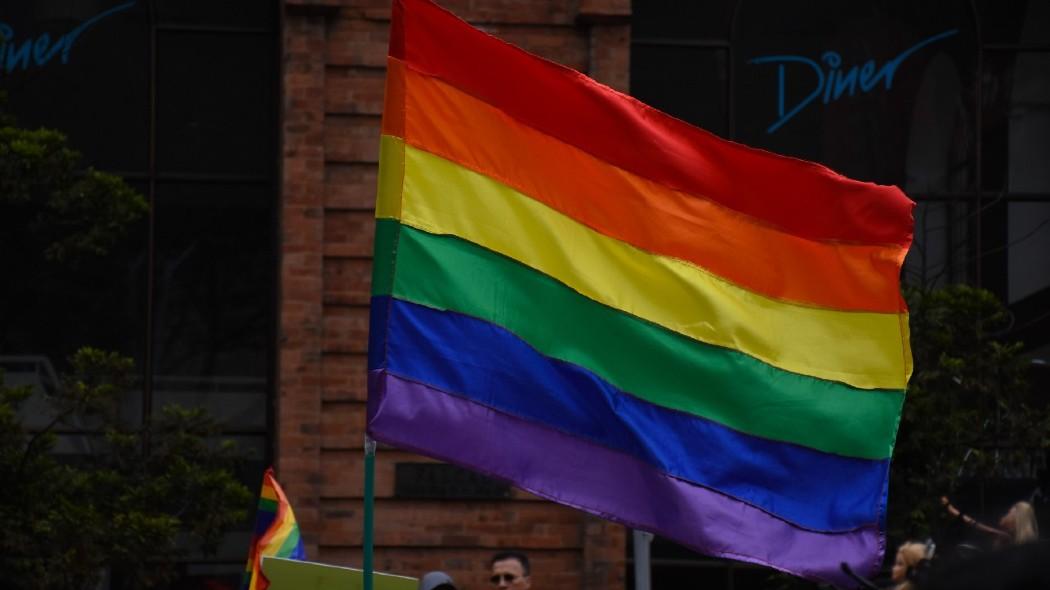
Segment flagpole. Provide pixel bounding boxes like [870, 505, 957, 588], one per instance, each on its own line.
[632, 529, 653, 590]
[363, 435, 377, 590]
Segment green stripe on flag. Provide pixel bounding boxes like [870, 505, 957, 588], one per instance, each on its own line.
[372, 219, 903, 460]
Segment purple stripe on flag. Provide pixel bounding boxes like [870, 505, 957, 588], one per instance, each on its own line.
[367, 369, 884, 586]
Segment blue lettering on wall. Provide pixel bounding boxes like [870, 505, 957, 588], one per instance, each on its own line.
[749, 29, 958, 134]
[0, 1, 135, 76]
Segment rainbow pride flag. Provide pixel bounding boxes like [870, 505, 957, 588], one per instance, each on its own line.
[367, 0, 914, 584]
[242, 468, 306, 590]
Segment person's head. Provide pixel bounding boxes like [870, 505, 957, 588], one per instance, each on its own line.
[999, 501, 1039, 544]
[490, 551, 531, 589]
[418, 571, 457, 590]
[891, 542, 928, 587]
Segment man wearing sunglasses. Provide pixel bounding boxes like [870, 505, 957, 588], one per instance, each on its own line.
[489, 551, 532, 589]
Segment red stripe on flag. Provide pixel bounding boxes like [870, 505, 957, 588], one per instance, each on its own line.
[388, 0, 914, 247]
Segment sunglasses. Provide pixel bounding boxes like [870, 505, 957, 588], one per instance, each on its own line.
[490, 573, 520, 584]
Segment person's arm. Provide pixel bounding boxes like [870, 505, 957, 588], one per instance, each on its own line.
[940, 496, 1010, 538]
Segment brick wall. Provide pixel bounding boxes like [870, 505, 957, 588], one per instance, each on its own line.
[278, 1, 630, 589]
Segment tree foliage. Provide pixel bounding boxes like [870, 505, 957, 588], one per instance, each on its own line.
[0, 119, 146, 265]
[0, 349, 252, 590]
[0, 104, 148, 357]
[889, 284, 1049, 541]
[0, 104, 252, 589]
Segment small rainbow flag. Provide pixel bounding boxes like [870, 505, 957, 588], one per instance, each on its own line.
[242, 468, 306, 590]
[368, 0, 913, 585]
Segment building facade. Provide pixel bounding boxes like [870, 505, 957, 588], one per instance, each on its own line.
[2, 1, 1048, 589]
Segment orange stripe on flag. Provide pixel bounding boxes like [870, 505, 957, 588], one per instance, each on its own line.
[385, 58, 907, 313]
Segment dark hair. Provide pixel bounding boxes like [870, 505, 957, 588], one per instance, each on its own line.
[491, 551, 531, 576]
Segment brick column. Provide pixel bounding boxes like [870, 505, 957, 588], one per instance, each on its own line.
[578, 0, 631, 92]
[582, 515, 628, 590]
[278, 3, 332, 556]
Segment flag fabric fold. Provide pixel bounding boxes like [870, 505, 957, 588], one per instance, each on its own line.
[369, 0, 914, 584]
[242, 468, 306, 590]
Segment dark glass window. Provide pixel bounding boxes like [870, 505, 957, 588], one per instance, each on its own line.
[979, 2, 1050, 314]
[733, 0, 976, 186]
[0, 184, 148, 370]
[632, 0, 734, 42]
[906, 200, 974, 288]
[156, 0, 276, 30]
[1, 0, 277, 423]
[0, 2, 150, 172]
[630, 45, 727, 135]
[151, 184, 273, 429]
[156, 31, 275, 176]
[1, 0, 278, 579]
[1007, 202, 1050, 304]
[981, 51, 1050, 195]
[977, 0, 1050, 45]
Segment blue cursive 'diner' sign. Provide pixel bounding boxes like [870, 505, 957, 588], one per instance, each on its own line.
[749, 29, 958, 134]
[0, 1, 135, 77]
